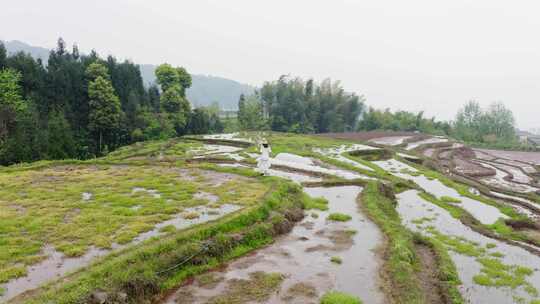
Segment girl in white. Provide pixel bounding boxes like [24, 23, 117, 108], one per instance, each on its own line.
[257, 142, 271, 175]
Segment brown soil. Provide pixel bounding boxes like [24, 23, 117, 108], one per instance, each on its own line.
[183, 136, 252, 148]
[415, 244, 448, 304]
[454, 158, 495, 177]
[318, 131, 420, 142]
[281, 281, 318, 302]
[475, 149, 540, 165]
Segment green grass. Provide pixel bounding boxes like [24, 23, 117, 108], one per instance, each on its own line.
[440, 196, 462, 203]
[327, 213, 352, 222]
[320, 291, 362, 304]
[0, 163, 269, 293]
[330, 256, 343, 264]
[21, 179, 309, 303]
[360, 181, 424, 303]
[304, 196, 329, 211]
[473, 258, 536, 295]
[413, 234, 464, 304]
[349, 149, 393, 161]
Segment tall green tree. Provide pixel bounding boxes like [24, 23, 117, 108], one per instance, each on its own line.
[259, 76, 364, 133]
[155, 63, 192, 135]
[453, 101, 516, 144]
[0, 42, 7, 69]
[0, 69, 27, 141]
[86, 63, 122, 154]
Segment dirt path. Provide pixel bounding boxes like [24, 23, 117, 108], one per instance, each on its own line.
[415, 244, 447, 304]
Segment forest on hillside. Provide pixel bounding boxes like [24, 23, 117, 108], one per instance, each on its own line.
[0, 39, 224, 165]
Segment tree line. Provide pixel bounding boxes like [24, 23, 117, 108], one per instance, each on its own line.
[238, 75, 522, 148]
[0, 39, 223, 165]
[238, 76, 365, 133]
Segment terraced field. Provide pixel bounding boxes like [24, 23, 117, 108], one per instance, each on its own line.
[2, 132, 540, 304]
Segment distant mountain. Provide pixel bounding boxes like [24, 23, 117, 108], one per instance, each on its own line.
[139, 64, 254, 109]
[2, 40, 254, 109]
[3, 40, 50, 62]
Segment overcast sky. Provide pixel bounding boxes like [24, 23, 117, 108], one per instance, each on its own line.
[2, 0, 539, 129]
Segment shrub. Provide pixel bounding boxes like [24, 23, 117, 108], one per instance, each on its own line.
[320, 291, 362, 304]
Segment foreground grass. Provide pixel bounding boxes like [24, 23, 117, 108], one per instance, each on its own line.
[361, 181, 464, 304]
[327, 213, 352, 222]
[320, 291, 362, 304]
[0, 164, 269, 283]
[16, 178, 313, 304]
[360, 181, 424, 303]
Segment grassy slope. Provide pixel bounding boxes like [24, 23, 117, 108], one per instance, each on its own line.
[2, 132, 467, 303]
[19, 177, 311, 304]
[0, 164, 269, 284]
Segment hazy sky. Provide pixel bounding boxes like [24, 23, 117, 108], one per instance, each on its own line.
[2, 0, 539, 129]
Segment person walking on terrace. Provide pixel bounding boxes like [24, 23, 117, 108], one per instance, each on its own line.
[257, 141, 271, 176]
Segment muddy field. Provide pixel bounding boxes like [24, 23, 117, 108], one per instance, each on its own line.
[2, 132, 540, 304]
[318, 131, 420, 142]
[476, 148, 540, 165]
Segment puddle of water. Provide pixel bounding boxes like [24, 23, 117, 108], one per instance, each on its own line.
[202, 144, 243, 155]
[189, 144, 243, 157]
[203, 133, 254, 143]
[81, 192, 92, 201]
[397, 190, 540, 304]
[314, 145, 376, 172]
[0, 245, 110, 302]
[490, 162, 535, 184]
[271, 153, 367, 180]
[0, 204, 242, 302]
[493, 159, 537, 174]
[133, 204, 241, 243]
[266, 168, 323, 184]
[373, 158, 418, 173]
[132, 187, 161, 198]
[405, 137, 448, 151]
[369, 136, 412, 146]
[404, 174, 506, 225]
[161, 186, 385, 304]
[490, 191, 540, 220]
[376, 159, 507, 225]
[274, 153, 316, 166]
[193, 191, 219, 204]
[219, 153, 245, 161]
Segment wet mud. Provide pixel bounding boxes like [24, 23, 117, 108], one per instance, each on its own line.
[160, 186, 386, 304]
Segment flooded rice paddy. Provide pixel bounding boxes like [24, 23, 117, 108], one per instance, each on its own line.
[0, 203, 243, 302]
[161, 186, 385, 304]
[478, 162, 539, 193]
[3, 136, 540, 304]
[368, 135, 412, 146]
[405, 137, 448, 150]
[313, 144, 376, 172]
[270, 153, 368, 180]
[397, 190, 540, 303]
[376, 159, 507, 225]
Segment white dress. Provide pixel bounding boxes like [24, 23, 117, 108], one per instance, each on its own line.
[257, 145, 271, 174]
